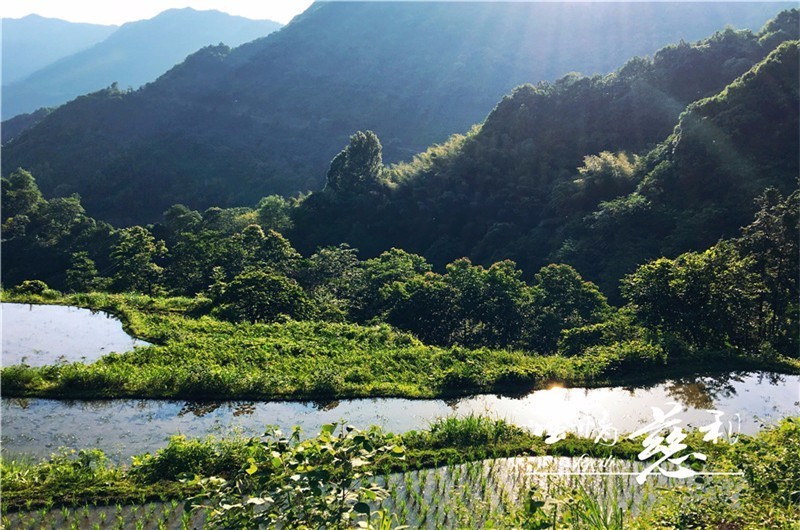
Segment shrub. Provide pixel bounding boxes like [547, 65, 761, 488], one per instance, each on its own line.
[586, 340, 667, 375]
[195, 424, 405, 529]
[731, 417, 800, 506]
[12, 280, 49, 295]
[417, 414, 529, 449]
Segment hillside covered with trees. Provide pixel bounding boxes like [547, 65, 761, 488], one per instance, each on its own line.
[1, 2, 789, 225]
[3, 13, 798, 345]
[292, 13, 799, 296]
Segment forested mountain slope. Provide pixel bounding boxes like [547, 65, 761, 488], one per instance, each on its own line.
[1, 9, 281, 119]
[565, 39, 799, 293]
[291, 11, 799, 296]
[2, 2, 789, 225]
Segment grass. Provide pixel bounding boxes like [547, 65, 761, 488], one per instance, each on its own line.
[0, 414, 732, 512]
[4, 415, 798, 528]
[2, 292, 798, 401]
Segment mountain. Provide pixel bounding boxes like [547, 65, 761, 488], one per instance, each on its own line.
[290, 11, 799, 298]
[1, 15, 116, 85]
[564, 38, 799, 293]
[2, 1, 791, 225]
[1, 8, 282, 119]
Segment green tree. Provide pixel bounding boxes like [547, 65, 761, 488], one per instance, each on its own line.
[214, 269, 312, 323]
[325, 131, 383, 194]
[162, 204, 202, 238]
[382, 272, 459, 345]
[621, 243, 758, 352]
[739, 188, 799, 354]
[299, 244, 365, 321]
[444, 259, 529, 348]
[29, 196, 87, 248]
[1, 169, 43, 225]
[256, 195, 294, 233]
[165, 230, 227, 295]
[357, 248, 432, 321]
[65, 251, 105, 292]
[524, 264, 611, 354]
[109, 226, 166, 294]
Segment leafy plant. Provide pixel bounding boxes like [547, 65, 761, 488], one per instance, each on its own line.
[193, 424, 405, 529]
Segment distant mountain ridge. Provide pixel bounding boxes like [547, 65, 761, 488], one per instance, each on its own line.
[2, 1, 792, 225]
[2, 8, 282, 119]
[1, 14, 116, 85]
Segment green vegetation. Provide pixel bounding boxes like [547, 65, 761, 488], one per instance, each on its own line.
[193, 424, 405, 529]
[2, 10, 798, 529]
[3, 167, 797, 401]
[632, 417, 800, 529]
[2, 5, 789, 224]
[291, 17, 798, 290]
[2, 417, 798, 528]
[0, 291, 685, 400]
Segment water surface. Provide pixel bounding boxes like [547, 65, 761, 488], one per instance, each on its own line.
[2, 304, 797, 461]
[2, 303, 148, 366]
[3, 371, 797, 461]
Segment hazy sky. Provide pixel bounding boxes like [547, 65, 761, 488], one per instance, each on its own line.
[0, 0, 785, 25]
[0, 0, 316, 25]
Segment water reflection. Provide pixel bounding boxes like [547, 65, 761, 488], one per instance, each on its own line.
[2, 371, 797, 462]
[178, 401, 226, 417]
[310, 399, 341, 411]
[663, 380, 716, 409]
[2, 303, 148, 366]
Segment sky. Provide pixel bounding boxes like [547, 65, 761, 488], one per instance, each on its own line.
[0, 0, 316, 25]
[0, 0, 785, 26]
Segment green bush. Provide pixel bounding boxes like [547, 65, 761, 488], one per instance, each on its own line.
[12, 280, 49, 295]
[196, 424, 405, 529]
[731, 416, 800, 506]
[586, 340, 667, 375]
[414, 414, 529, 449]
[131, 435, 261, 483]
[0, 364, 42, 391]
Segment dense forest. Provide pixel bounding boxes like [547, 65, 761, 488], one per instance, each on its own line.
[1, 2, 789, 224]
[293, 14, 799, 297]
[2, 169, 797, 363]
[3, 12, 798, 360]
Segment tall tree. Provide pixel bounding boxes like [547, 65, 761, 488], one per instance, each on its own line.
[525, 264, 611, 354]
[110, 226, 166, 294]
[739, 189, 799, 354]
[325, 131, 383, 194]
